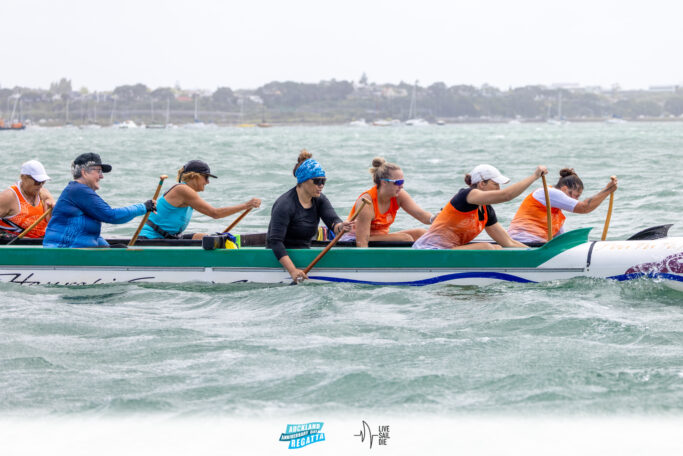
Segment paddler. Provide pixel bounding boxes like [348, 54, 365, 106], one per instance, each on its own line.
[341, 157, 434, 246]
[413, 164, 547, 250]
[266, 150, 353, 282]
[43, 153, 156, 248]
[508, 168, 618, 244]
[0, 160, 55, 240]
[138, 160, 261, 240]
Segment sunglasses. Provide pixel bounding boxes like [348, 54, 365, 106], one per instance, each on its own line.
[30, 177, 46, 186]
[381, 178, 405, 186]
[312, 177, 327, 186]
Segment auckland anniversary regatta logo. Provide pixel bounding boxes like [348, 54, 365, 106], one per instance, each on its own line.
[279, 421, 326, 449]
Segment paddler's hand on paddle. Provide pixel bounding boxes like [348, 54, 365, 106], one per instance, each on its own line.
[333, 220, 354, 235]
[534, 165, 549, 179]
[144, 199, 157, 213]
[605, 175, 618, 193]
[244, 198, 262, 209]
[290, 268, 308, 283]
[38, 187, 56, 212]
[43, 197, 56, 211]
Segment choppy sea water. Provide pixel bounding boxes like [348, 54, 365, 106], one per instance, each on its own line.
[1, 123, 682, 424]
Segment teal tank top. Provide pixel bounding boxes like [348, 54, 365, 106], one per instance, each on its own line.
[139, 185, 194, 239]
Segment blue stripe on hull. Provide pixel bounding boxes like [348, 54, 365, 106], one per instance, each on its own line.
[308, 271, 537, 286]
[608, 272, 683, 283]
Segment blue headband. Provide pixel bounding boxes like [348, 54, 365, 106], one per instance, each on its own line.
[295, 159, 326, 184]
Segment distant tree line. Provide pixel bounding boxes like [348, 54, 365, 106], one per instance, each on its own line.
[1, 77, 682, 125]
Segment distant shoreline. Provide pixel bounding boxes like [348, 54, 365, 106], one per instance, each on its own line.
[12, 117, 683, 129]
[3, 79, 682, 128]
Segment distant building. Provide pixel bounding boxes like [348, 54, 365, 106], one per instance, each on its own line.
[648, 85, 678, 92]
[550, 83, 581, 90]
[381, 87, 408, 98]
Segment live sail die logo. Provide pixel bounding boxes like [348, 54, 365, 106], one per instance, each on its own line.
[279, 422, 326, 449]
[354, 420, 390, 448]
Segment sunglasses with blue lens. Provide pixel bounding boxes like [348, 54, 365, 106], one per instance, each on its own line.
[381, 178, 405, 186]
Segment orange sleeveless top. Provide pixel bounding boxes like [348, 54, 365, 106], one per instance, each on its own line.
[509, 191, 566, 241]
[0, 184, 48, 238]
[348, 186, 399, 235]
[424, 199, 489, 247]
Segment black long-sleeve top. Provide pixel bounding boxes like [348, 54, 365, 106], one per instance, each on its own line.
[266, 187, 343, 260]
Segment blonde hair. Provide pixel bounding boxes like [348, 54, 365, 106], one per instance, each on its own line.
[177, 167, 204, 183]
[369, 157, 401, 186]
[292, 149, 313, 177]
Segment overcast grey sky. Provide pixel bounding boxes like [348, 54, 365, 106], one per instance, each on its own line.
[1, 0, 681, 91]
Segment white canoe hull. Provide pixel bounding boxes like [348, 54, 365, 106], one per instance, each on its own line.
[1, 235, 682, 289]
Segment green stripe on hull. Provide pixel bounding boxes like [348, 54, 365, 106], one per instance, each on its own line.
[0, 228, 590, 269]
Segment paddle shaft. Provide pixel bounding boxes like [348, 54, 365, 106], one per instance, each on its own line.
[601, 191, 615, 241]
[541, 175, 553, 241]
[128, 175, 167, 247]
[6, 207, 53, 245]
[223, 208, 252, 233]
[296, 197, 371, 282]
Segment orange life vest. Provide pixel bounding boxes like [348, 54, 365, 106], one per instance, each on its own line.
[509, 191, 566, 241]
[424, 199, 489, 248]
[348, 186, 399, 235]
[0, 184, 48, 238]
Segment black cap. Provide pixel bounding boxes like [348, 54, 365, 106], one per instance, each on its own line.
[73, 153, 112, 173]
[183, 160, 217, 179]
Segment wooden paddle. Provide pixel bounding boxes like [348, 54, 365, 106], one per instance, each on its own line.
[6, 207, 53, 245]
[292, 197, 371, 285]
[128, 175, 167, 247]
[222, 207, 252, 233]
[541, 174, 553, 241]
[601, 190, 615, 241]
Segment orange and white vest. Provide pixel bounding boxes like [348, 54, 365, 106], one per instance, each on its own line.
[509, 191, 566, 241]
[417, 199, 489, 248]
[0, 184, 48, 238]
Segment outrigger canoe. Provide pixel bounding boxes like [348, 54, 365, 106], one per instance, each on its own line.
[0, 226, 681, 290]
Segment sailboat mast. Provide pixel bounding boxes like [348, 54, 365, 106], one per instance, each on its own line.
[10, 95, 19, 122]
[110, 97, 116, 124]
[408, 80, 417, 119]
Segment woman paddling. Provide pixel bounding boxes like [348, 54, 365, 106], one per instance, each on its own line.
[341, 157, 434, 246]
[266, 150, 353, 281]
[508, 168, 618, 244]
[0, 160, 55, 240]
[138, 160, 261, 240]
[43, 153, 155, 248]
[413, 164, 547, 250]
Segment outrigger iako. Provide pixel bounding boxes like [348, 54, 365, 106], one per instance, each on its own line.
[1, 227, 681, 290]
